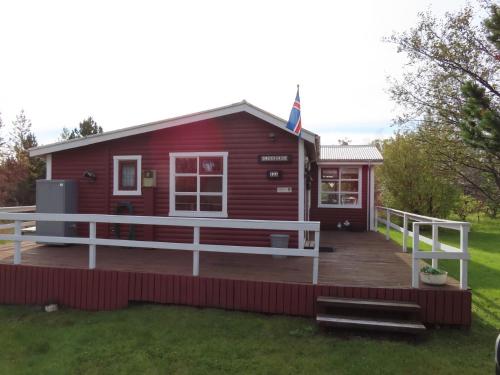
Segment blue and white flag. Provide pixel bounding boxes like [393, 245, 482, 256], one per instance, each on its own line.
[286, 86, 301, 136]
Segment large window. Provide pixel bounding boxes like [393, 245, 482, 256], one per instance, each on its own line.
[318, 166, 361, 208]
[113, 155, 142, 196]
[169, 152, 228, 217]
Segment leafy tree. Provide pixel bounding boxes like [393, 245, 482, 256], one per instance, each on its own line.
[0, 110, 45, 205]
[61, 117, 103, 140]
[0, 112, 4, 158]
[453, 194, 483, 221]
[459, 81, 500, 154]
[386, 1, 500, 215]
[484, 4, 500, 48]
[377, 132, 459, 217]
[59, 126, 72, 141]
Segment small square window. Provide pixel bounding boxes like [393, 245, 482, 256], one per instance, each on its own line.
[113, 156, 142, 196]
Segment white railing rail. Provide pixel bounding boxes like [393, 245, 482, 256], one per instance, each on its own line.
[0, 206, 36, 230]
[0, 212, 321, 284]
[375, 206, 470, 290]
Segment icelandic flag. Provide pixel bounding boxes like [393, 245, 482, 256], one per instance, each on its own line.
[286, 87, 301, 136]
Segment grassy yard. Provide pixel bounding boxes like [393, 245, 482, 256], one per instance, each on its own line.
[0, 216, 498, 374]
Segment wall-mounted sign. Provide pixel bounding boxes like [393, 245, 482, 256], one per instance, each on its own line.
[267, 170, 282, 180]
[258, 155, 292, 163]
[277, 186, 292, 193]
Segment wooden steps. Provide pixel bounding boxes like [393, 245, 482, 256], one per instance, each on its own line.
[316, 296, 426, 334]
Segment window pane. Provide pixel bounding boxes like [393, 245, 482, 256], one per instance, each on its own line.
[175, 158, 197, 173]
[175, 176, 196, 192]
[321, 181, 338, 192]
[340, 181, 358, 192]
[200, 195, 222, 211]
[175, 195, 197, 211]
[200, 176, 222, 192]
[321, 168, 338, 179]
[321, 193, 339, 205]
[340, 193, 358, 205]
[199, 157, 223, 175]
[341, 168, 358, 179]
[121, 162, 136, 189]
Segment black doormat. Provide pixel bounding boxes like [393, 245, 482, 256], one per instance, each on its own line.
[319, 246, 334, 253]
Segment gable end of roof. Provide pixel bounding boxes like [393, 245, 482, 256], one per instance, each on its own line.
[29, 101, 317, 157]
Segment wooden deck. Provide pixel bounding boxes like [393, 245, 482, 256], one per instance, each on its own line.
[0, 231, 460, 289]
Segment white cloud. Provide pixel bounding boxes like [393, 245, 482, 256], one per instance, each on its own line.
[0, 0, 469, 145]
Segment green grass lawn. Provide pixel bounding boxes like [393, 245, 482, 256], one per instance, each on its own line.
[0, 216, 498, 374]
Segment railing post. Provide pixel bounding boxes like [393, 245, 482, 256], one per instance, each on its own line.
[412, 223, 420, 288]
[89, 222, 96, 269]
[374, 207, 378, 230]
[460, 224, 469, 290]
[432, 221, 439, 268]
[312, 230, 320, 285]
[402, 213, 408, 253]
[193, 226, 200, 276]
[385, 209, 391, 240]
[13, 220, 22, 265]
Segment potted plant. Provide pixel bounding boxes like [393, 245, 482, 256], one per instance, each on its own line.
[420, 265, 448, 286]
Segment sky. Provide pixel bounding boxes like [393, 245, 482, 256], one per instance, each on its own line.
[0, 0, 470, 146]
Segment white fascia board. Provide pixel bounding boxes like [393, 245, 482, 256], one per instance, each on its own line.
[317, 161, 383, 166]
[29, 101, 317, 157]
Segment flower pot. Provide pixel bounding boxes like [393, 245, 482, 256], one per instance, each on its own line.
[420, 271, 448, 286]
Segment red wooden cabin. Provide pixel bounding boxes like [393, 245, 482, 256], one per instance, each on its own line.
[29, 101, 382, 243]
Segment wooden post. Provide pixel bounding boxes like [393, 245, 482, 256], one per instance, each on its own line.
[402, 213, 408, 253]
[374, 207, 378, 231]
[460, 224, 469, 290]
[312, 230, 320, 284]
[432, 221, 439, 268]
[13, 220, 22, 265]
[89, 222, 96, 269]
[412, 223, 420, 288]
[385, 209, 391, 240]
[193, 226, 200, 276]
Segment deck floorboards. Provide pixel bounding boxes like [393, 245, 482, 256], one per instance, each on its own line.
[0, 231, 460, 289]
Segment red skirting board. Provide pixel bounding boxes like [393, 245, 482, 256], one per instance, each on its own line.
[0, 264, 472, 326]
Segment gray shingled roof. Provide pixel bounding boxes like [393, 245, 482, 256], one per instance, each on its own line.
[320, 145, 383, 162]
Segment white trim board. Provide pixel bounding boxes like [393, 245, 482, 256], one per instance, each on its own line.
[113, 155, 142, 196]
[29, 101, 317, 157]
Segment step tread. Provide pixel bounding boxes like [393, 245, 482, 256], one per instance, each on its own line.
[316, 314, 426, 332]
[317, 296, 421, 311]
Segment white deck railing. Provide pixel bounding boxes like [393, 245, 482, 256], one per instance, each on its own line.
[0, 206, 36, 231]
[376, 206, 470, 290]
[0, 211, 321, 284]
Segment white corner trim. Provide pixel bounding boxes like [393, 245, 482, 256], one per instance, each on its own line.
[168, 152, 228, 218]
[113, 155, 142, 196]
[298, 139, 305, 248]
[45, 154, 52, 180]
[317, 165, 363, 209]
[369, 165, 376, 231]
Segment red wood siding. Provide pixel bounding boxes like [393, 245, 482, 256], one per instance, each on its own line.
[0, 264, 472, 326]
[310, 164, 369, 231]
[51, 113, 300, 247]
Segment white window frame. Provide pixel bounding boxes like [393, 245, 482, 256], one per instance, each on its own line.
[169, 151, 228, 218]
[318, 166, 362, 209]
[113, 155, 142, 196]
